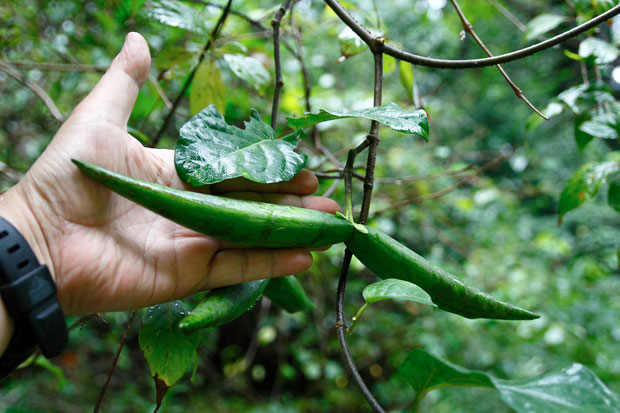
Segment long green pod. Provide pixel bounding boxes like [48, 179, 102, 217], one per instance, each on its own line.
[72, 159, 353, 248]
[264, 275, 315, 313]
[345, 226, 538, 320]
[179, 279, 269, 330]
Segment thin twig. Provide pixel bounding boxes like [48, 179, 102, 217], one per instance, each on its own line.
[147, 73, 172, 109]
[487, 0, 527, 32]
[0, 61, 64, 122]
[323, 0, 620, 68]
[152, 0, 233, 146]
[271, 0, 293, 130]
[373, 154, 508, 215]
[93, 310, 137, 413]
[0, 161, 24, 184]
[68, 313, 107, 332]
[289, 3, 321, 147]
[0, 60, 107, 72]
[450, 0, 547, 119]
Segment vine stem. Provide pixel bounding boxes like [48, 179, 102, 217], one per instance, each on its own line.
[270, 0, 293, 130]
[93, 310, 137, 413]
[324, 0, 620, 68]
[151, 0, 233, 147]
[335, 50, 385, 412]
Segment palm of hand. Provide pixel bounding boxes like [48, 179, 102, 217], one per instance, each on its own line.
[5, 33, 336, 315]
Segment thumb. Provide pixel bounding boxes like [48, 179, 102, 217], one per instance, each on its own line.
[71, 32, 151, 128]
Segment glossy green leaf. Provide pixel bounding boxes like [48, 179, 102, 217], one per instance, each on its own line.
[146, 0, 212, 35]
[580, 118, 619, 140]
[287, 103, 429, 140]
[559, 161, 620, 221]
[524, 14, 566, 42]
[176, 106, 307, 185]
[579, 38, 620, 65]
[223, 54, 270, 92]
[399, 60, 414, 101]
[264, 276, 314, 313]
[608, 179, 620, 211]
[139, 301, 200, 387]
[179, 280, 269, 330]
[189, 59, 226, 115]
[398, 349, 620, 413]
[362, 278, 437, 308]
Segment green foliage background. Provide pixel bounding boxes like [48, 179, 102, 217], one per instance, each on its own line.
[1, 0, 619, 411]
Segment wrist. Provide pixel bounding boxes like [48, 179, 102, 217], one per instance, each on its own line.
[0, 183, 56, 283]
[0, 296, 14, 356]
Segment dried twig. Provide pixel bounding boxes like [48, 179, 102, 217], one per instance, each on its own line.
[0, 61, 64, 122]
[93, 310, 137, 413]
[450, 0, 547, 119]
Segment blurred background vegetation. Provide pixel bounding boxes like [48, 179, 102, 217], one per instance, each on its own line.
[1, 0, 619, 412]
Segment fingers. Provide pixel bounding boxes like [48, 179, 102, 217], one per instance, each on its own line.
[145, 148, 322, 196]
[204, 248, 312, 289]
[210, 169, 319, 195]
[224, 192, 340, 214]
[70, 32, 151, 128]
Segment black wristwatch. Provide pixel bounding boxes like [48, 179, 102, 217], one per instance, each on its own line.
[0, 216, 67, 379]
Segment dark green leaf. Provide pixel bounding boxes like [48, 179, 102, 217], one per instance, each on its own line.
[559, 161, 620, 221]
[398, 349, 620, 413]
[575, 115, 595, 151]
[265, 276, 314, 313]
[579, 38, 620, 65]
[287, 103, 429, 140]
[223, 54, 270, 92]
[139, 301, 200, 387]
[362, 279, 437, 308]
[179, 280, 269, 330]
[608, 179, 620, 211]
[524, 15, 566, 42]
[189, 59, 226, 115]
[146, 0, 212, 35]
[176, 106, 307, 185]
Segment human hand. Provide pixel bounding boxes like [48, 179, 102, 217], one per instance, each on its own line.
[0, 33, 339, 316]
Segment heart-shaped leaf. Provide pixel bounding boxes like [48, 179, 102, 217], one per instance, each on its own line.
[287, 103, 429, 140]
[362, 278, 437, 308]
[558, 161, 620, 222]
[398, 349, 620, 413]
[176, 105, 307, 185]
[139, 301, 200, 387]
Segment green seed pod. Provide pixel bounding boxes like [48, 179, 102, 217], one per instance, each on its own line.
[345, 225, 538, 320]
[179, 280, 268, 330]
[72, 159, 353, 248]
[264, 275, 315, 313]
